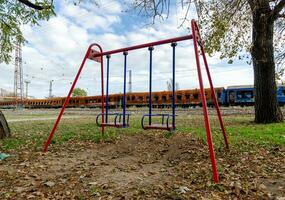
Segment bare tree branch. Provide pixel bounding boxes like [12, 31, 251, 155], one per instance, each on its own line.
[272, 0, 285, 20]
[277, 13, 285, 18]
[132, 0, 171, 23]
[178, 2, 191, 28]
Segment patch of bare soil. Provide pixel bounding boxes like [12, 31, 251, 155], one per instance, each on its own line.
[0, 133, 284, 199]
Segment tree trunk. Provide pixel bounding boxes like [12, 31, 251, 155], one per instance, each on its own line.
[251, 5, 283, 123]
[0, 110, 11, 139]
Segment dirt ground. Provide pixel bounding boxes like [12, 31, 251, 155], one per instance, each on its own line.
[0, 132, 284, 200]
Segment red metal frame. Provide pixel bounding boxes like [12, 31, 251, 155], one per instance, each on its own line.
[191, 20, 229, 150]
[200, 45, 229, 149]
[43, 44, 105, 152]
[91, 35, 193, 57]
[191, 20, 219, 183]
[42, 19, 229, 183]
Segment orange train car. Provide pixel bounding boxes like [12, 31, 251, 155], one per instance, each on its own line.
[0, 87, 224, 108]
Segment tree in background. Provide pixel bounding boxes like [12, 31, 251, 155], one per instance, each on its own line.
[133, 0, 285, 123]
[72, 88, 87, 97]
[0, 0, 54, 138]
[0, 0, 55, 63]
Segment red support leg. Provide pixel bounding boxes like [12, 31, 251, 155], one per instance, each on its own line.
[43, 44, 104, 152]
[88, 44, 105, 134]
[100, 54, 105, 134]
[192, 20, 229, 149]
[191, 20, 219, 183]
[201, 47, 229, 149]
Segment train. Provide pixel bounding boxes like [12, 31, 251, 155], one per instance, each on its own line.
[224, 85, 285, 106]
[1, 85, 285, 109]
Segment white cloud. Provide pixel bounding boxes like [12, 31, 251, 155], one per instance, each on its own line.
[61, 3, 121, 31]
[0, 1, 253, 98]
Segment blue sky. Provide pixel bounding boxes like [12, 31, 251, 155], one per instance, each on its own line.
[0, 0, 253, 98]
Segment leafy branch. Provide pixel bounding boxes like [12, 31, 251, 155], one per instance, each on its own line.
[17, 0, 53, 10]
[0, 0, 55, 64]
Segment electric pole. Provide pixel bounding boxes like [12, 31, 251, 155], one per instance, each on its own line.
[24, 80, 31, 99]
[14, 43, 24, 106]
[127, 69, 132, 93]
[49, 80, 54, 98]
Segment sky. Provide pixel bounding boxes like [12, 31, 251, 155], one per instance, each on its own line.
[0, 0, 253, 98]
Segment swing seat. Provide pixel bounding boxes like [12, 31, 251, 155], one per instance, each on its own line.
[141, 114, 177, 131]
[96, 113, 130, 128]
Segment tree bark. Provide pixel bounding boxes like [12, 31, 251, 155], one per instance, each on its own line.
[0, 110, 11, 139]
[251, 4, 283, 123]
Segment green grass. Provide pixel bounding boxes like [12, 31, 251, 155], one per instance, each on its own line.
[3, 112, 59, 120]
[0, 113, 284, 152]
[179, 115, 285, 147]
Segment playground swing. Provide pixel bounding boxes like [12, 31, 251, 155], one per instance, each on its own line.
[141, 43, 177, 131]
[96, 53, 130, 128]
[43, 19, 229, 183]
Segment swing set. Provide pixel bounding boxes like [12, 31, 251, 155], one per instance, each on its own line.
[141, 43, 177, 131]
[43, 19, 229, 183]
[95, 53, 131, 128]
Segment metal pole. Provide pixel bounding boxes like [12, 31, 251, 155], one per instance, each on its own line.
[123, 52, 128, 126]
[43, 57, 88, 152]
[193, 19, 229, 148]
[98, 35, 193, 56]
[25, 80, 30, 99]
[26, 82, 28, 99]
[49, 80, 53, 98]
[100, 51, 105, 134]
[200, 45, 229, 149]
[106, 55, 110, 123]
[127, 70, 132, 93]
[191, 19, 219, 183]
[171, 43, 177, 129]
[14, 43, 24, 107]
[148, 47, 154, 125]
[43, 44, 104, 152]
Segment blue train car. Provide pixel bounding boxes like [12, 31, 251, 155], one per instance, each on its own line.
[225, 85, 254, 106]
[277, 85, 285, 106]
[222, 85, 285, 106]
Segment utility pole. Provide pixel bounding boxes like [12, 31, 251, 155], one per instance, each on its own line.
[127, 69, 132, 93]
[24, 80, 31, 99]
[14, 43, 24, 106]
[49, 80, 54, 98]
